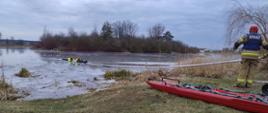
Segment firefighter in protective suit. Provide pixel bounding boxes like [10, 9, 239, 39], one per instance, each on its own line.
[233, 25, 268, 88]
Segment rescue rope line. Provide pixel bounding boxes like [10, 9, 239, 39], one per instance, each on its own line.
[176, 59, 241, 68]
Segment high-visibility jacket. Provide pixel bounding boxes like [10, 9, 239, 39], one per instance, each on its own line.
[235, 33, 268, 59]
[67, 58, 72, 62]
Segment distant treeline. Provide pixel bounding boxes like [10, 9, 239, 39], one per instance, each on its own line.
[36, 21, 200, 53]
[0, 39, 38, 46]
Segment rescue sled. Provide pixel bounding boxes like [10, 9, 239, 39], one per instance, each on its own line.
[147, 79, 268, 113]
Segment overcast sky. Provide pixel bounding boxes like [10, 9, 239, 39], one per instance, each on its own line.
[0, 0, 267, 49]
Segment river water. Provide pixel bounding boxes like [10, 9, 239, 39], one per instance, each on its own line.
[0, 48, 239, 100]
[0, 48, 197, 100]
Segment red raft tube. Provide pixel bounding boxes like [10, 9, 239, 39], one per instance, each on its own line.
[147, 79, 268, 113]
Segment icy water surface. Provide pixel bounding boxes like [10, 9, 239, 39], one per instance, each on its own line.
[0, 48, 186, 100]
[0, 48, 240, 100]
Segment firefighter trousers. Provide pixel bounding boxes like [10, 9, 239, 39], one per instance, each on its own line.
[237, 58, 259, 87]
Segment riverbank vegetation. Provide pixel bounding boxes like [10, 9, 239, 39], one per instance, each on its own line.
[0, 72, 19, 101]
[0, 69, 258, 113]
[172, 63, 240, 79]
[15, 68, 31, 78]
[104, 69, 134, 80]
[1, 58, 268, 112]
[36, 21, 200, 53]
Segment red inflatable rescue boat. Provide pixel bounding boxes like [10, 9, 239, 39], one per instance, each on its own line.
[147, 79, 268, 113]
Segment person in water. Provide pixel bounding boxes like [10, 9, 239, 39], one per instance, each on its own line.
[67, 57, 73, 62]
[73, 57, 81, 63]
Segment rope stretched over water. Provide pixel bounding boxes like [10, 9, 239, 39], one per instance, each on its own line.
[176, 59, 241, 68]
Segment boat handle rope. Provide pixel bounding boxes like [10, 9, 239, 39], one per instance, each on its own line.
[176, 83, 268, 105]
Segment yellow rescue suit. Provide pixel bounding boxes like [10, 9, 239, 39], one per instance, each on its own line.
[234, 33, 268, 87]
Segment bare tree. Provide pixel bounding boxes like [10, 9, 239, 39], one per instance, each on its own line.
[226, 2, 268, 45]
[10, 36, 14, 41]
[112, 20, 138, 38]
[112, 21, 123, 38]
[68, 27, 78, 38]
[124, 20, 138, 38]
[148, 24, 165, 39]
[90, 26, 99, 38]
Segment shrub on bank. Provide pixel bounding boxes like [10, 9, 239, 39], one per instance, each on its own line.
[0, 76, 10, 92]
[16, 68, 31, 78]
[104, 70, 134, 80]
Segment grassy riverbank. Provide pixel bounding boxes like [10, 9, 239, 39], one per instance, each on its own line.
[1, 68, 266, 113]
[1, 58, 268, 113]
[0, 79, 246, 113]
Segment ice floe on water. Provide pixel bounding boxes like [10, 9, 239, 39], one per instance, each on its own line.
[0, 48, 178, 100]
[0, 48, 239, 100]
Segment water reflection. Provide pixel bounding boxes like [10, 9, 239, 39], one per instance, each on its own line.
[0, 48, 239, 100]
[0, 47, 25, 55]
[0, 48, 182, 100]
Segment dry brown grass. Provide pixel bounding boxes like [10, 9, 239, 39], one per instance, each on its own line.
[173, 54, 241, 79]
[179, 56, 209, 64]
[171, 63, 240, 79]
[173, 52, 268, 80]
[0, 75, 244, 113]
[0, 75, 18, 101]
[0, 64, 22, 101]
[178, 52, 237, 65]
[0, 75, 9, 100]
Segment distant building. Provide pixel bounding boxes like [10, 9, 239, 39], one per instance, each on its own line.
[199, 48, 207, 53]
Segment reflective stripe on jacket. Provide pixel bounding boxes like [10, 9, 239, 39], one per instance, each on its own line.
[241, 50, 259, 59]
[236, 33, 268, 58]
[67, 58, 72, 62]
[237, 79, 254, 84]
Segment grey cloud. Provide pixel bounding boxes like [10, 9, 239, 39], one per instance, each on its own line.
[0, 0, 267, 49]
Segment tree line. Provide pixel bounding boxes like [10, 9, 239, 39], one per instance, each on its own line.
[36, 20, 200, 53]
